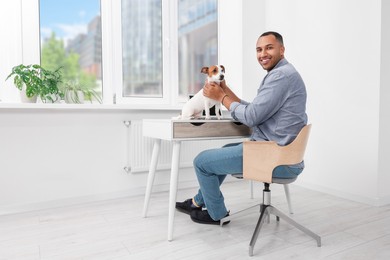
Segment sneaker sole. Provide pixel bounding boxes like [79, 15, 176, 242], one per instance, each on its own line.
[190, 216, 230, 225]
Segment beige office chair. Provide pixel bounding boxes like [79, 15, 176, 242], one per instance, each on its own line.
[222, 124, 321, 256]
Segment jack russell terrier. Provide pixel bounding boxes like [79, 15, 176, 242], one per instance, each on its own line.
[176, 65, 225, 120]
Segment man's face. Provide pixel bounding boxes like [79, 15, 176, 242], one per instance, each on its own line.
[256, 35, 285, 71]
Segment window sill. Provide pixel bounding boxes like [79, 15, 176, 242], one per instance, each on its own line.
[0, 102, 182, 112]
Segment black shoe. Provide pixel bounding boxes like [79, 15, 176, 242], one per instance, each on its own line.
[176, 199, 202, 215]
[190, 210, 230, 225]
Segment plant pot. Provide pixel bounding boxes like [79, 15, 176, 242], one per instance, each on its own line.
[20, 86, 37, 103]
[65, 90, 85, 104]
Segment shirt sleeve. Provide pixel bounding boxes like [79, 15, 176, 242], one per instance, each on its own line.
[230, 71, 290, 127]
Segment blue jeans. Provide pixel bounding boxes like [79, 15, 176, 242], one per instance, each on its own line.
[193, 142, 303, 221]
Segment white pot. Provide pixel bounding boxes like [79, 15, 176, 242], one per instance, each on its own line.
[20, 86, 37, 103]
[65, 90, 84, 104]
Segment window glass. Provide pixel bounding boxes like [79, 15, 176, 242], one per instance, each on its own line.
[39, 0, 102, 103]
[121, 0, 162, 98]
[178, 0, 218, 98]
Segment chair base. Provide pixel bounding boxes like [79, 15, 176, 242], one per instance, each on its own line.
[220, 182, 321, 256]
[249, 204, 321, 256]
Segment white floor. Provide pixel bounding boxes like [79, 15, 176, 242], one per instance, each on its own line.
[1, 180, 390, 259]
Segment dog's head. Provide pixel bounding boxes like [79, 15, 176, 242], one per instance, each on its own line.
[201, 65, 225, 83]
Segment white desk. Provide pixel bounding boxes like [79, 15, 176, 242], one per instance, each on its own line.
[142, 118, 251, 241]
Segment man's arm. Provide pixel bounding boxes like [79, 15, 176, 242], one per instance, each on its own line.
[231, 71, 289, 127]
[219, 81, 240, 110]
[203, 80, 240, 110]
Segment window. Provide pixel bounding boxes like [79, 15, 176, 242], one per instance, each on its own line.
[14, 0, 219, 107]
[39, 0, 102, 103]
[178, 0, 218, 99]
[118, 0, 218, 105]
[121, 0, 162, 98]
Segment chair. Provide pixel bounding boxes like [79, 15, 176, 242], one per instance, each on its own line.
[222, 124, 321, 256]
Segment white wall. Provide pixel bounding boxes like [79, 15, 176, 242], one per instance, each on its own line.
[1, 0, 389, 215]
[0, 0, 22, 102]
[378, 0, 390, 201]
[219, 0, 244, 98]
[259, 0, 387, 205]
[241, 0, 267, 102]
[0, 109, 180, 214]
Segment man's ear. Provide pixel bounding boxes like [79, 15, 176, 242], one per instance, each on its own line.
[280, 46, 285, 58]
[201, 67, 209, 74]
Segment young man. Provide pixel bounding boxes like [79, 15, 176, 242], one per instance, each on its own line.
[176, 31, 308, 225]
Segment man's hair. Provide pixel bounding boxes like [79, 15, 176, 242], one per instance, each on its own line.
[260, 31, 284, 45]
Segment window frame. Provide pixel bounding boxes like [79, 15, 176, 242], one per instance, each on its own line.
[20, 0, 219, 109]
[110, 0, 177, 106]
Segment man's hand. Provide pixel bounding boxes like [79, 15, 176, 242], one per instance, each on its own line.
[219, 80, 228, 91]
[203, 81, 226, 102]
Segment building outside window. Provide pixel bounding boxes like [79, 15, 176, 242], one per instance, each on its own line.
[121, 0, 162, 98]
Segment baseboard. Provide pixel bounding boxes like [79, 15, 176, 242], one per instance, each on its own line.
[295, 180, 390, 207]
[372, 195, 390, 206]
[0, 189, 140, 216]
[0, 176, 241, 216]
[0, 179, 206, 216]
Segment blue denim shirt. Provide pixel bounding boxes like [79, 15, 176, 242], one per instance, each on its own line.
[230, 58, 307, 146]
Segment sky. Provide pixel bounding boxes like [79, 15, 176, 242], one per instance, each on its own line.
[39, 0, 100, 44]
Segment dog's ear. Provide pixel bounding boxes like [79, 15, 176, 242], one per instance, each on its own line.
[220, 65, 225, 72]
[201, 67, 209, 74]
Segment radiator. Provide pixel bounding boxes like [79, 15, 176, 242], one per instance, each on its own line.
[123, 120, 238, 173]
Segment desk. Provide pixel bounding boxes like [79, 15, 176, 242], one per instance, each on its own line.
[142, 118, 251, 241]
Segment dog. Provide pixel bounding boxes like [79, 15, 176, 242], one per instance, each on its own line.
[175, 65, 225, 120]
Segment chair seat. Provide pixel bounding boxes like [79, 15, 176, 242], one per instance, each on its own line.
[232, 173, 296, 184]
[272, 177, 297, 184]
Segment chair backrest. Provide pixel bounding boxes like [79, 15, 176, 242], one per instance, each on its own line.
[243, 124, 312, 183]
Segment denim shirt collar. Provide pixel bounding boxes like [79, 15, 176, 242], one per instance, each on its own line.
[271, 58, 288, 72]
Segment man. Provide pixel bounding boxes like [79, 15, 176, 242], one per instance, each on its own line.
[176, 31, 308, 225]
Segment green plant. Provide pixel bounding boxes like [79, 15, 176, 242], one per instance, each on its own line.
[6, 64, 62, 103]
[60, 81, 102, 104]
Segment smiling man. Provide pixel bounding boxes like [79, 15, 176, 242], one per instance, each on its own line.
[256, 31, 285, 71]
[176, 31, 308, 225]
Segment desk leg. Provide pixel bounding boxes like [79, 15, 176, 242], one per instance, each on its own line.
[142, 139, 161, 218]
[168, 140, 181, 241]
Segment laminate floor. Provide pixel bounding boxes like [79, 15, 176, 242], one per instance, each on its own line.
[1, 180, 389, 259]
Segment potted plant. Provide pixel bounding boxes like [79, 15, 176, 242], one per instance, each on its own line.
[5, 64, 62, 103]
[60, 81, 102, 104]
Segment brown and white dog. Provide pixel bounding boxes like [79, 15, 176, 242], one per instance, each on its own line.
[176, 65, 225, 120]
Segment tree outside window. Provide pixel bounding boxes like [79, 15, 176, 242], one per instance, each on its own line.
[39, 0, 102, 103]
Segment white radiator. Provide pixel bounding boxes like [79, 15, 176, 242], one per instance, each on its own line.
[123, 120, 240, 173]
